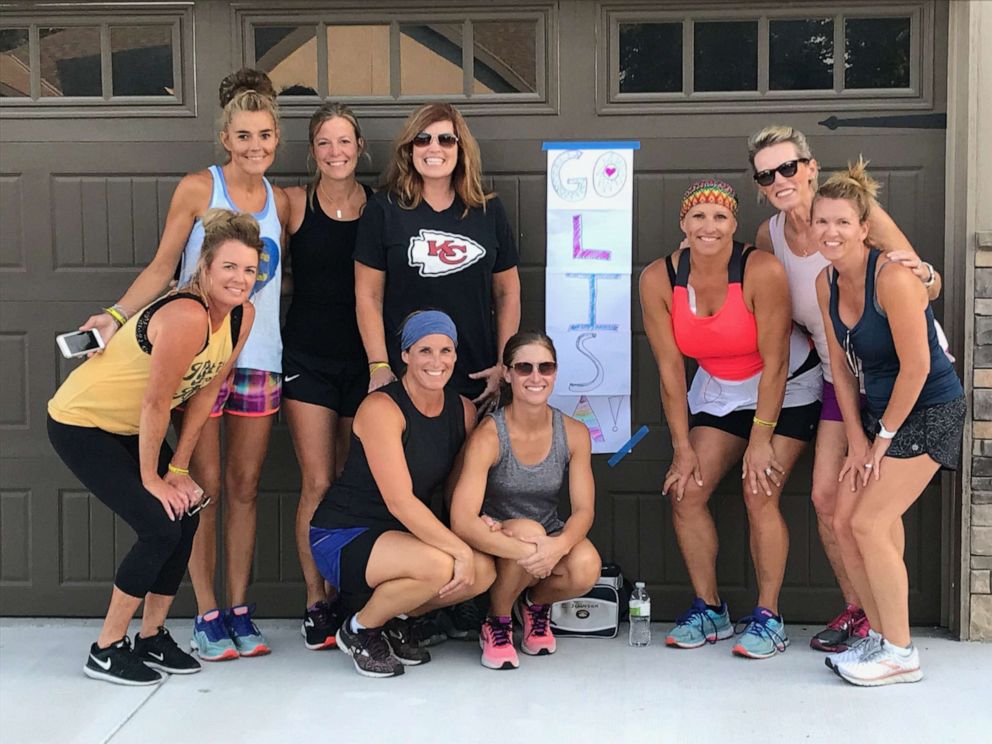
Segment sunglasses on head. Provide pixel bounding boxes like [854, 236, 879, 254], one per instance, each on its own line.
[510, 361, 557, 376]
[412, 131, 459, 148]
[753, 158, 810, 187]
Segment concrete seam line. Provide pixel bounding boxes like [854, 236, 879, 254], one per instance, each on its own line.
[100, 675, 172, 744]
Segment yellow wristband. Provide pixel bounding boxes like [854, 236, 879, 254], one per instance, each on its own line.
[167, 463, 190, 476]
[368, 362, 391, 375]
[752, 416, 777, 429]
[104, 306, 126, 328]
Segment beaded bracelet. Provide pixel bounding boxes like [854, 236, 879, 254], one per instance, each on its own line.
[167, 463, 190, 476]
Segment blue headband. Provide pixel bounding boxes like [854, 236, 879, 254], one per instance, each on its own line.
[400, 310, 458, 351]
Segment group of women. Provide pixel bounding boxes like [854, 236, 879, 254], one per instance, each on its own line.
[48, 67, 962, 689]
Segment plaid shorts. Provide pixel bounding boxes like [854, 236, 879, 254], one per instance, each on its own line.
[207, 368, 282, 417]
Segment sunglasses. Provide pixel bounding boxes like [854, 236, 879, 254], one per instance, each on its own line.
[186, 495, 212, 518]
[412, 132, 459, 148]
[753, 158, 810, 187]
[843, 329, 862, 380]
[510, 361, 557, 376]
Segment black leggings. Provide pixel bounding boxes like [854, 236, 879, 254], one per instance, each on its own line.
[48, 416, 199, 599]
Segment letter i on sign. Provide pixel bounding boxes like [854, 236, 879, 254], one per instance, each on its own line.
[572, 215, 611, 261]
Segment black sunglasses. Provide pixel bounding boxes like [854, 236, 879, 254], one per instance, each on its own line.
[186, 495, 212, 518]
[753, 158, 810, 187]
[510, 361, 557, 376]
[842, 329, 862, 380]
[412, 132, 459, 148]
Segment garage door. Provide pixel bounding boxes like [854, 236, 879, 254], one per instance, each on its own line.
[0, 0, 950, 622]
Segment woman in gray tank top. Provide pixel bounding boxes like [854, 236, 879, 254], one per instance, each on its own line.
[450, 331, 601, 670]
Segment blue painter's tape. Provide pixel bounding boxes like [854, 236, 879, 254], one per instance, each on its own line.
[607, 425, 649, 467]
[542, 141, 641, 151]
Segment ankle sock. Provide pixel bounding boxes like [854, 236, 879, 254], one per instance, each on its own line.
[706, 602, 724, 614]
[350, 615, 366, 633]
[885, 639, 913, 656]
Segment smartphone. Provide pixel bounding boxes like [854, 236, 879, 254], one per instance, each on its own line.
[56, 329, 105, 358]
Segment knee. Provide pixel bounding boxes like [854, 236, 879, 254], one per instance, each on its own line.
[743, 488, 779, 516]
[141, 519, 184, 555]
[810, 485, 836, 520]
[502, 518, 547, 540]
[417, 548, 455, 589]
[570, 546, 602, 595]
[832, 511, 853, 541]
[226, 467, 262, 503]
[671, 485, 712, 515]
[850, 509, 882, 545]
[474, 553, 497, 595]
[300, 474, 331, 502]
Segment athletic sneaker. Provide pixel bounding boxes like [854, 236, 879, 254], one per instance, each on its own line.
[732, 607, 790, 659]
[836, 641, 923, 687]
[810, 604, 869, 652]
[335, 617, 404, 678]
[134, 626, 201, 674]
[409, 610, 447, 647]
[518, 598, 556, 656]
[84, 637, 163, 686]
[383, 617, 432, 665]
[301, 600, 343, 651]
[825, 629, 883, 672]
[439, 599, 484, 641]
[665, 598, 734, 648]
[190, 609, 238, 662]
[480, 616, 519, 670]
[224, 604, 270, 657]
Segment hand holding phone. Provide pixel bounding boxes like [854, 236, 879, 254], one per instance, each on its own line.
[56, 329, 105, 358]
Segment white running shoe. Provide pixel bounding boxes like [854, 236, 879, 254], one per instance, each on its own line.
[836, 641, 923, 687]
[825, 628, 881, 672]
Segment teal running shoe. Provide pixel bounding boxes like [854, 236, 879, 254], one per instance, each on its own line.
[732, 606, 790, 659]
[190, 609, 238, 662]
[224, 604, 271, 657]
[665, 598, 733, 648]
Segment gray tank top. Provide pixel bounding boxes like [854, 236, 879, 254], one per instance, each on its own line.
[481, 407, 570, 534]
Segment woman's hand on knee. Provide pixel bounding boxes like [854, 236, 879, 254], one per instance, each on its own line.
[145, 477, 191, 522]
[437, 549, 475, 600]
[664, 446, 703, 502]
[517, 534, 567, 579]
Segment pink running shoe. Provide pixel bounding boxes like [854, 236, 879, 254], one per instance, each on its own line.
[480, 616, 518, 670]
[810, 604, 868, 652]
[518, 599, 556, 656]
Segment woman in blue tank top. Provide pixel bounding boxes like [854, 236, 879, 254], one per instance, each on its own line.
[813, 159, 964, 687]
[450, 331, 601, 670]
[77, 69, 291, 661]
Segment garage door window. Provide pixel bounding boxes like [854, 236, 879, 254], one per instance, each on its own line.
[608, 3, 931, 112]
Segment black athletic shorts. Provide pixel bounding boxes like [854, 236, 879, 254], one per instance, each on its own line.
[862, 395, 965, 470]
[690, 401, 822, 443]
[281, 347, 368, 417]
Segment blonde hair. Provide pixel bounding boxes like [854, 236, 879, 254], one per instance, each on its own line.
[182, 209, 264, 301]
[813, 156, 880, 223]
[383, 103, 490, 217]
[746, 124, 817, 202]
[217, 69, 280, 163]
[305, 103, 367, 210]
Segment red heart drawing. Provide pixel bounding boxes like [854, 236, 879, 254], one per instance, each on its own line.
[605, 166, 617, 177]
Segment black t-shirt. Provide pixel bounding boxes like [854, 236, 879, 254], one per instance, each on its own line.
[353, 191, 518, 399]
[281, 184, 374, 362]
[310, 380, 466, 531]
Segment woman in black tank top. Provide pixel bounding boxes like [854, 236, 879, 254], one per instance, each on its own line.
[281, 104, 375, 650]
[311, 310, 496, 678]
[449, 331, 601, 670]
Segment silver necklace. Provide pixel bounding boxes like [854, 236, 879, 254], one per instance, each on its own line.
[318, 179, 359, 219]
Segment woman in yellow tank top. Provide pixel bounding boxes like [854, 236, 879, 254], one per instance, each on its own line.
[47, 209, 257, 686]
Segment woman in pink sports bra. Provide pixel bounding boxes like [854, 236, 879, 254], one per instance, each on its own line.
[746, 125, 943, 655]
[640, 179, 821, 660]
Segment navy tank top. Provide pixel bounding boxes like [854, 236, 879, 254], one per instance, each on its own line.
[828, 248, 962, 417]
[481, 407, 569, 534]
[310, 380, 466, 531]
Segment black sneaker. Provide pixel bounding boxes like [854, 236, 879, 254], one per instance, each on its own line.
[84, 637, 164, 686]
[409, 610, 447, 647]
[384, 617, 432, 665]
[439, 599, 484, 641]
[335, 617, 404, 678]
[134, 626, 201, 675]
[301, 600, 343, 650]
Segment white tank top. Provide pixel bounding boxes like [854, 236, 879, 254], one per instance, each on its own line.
[179, 165, 283, 373]
[769, 212, 832, 383]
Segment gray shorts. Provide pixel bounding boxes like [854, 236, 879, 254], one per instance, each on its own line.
[862, 396, 965, 470]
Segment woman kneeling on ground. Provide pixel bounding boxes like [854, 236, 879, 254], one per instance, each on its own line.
[450, 331, 601, 670]
[309, 310, 495, 678]
[48, 209, 258, 686]
[814, 160, 964, 686]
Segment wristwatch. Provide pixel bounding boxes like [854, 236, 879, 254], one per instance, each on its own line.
[878, 421, 898, 440]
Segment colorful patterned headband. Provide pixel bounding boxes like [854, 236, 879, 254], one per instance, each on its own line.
[680, 179, 739, 220]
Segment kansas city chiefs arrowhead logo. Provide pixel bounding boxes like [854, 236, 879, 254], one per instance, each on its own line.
[407, 229, 486, 277]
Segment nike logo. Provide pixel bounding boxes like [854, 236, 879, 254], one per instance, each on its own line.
[148, 652, 165, 661]
[285, 374, 301, 382]
[304, 617, 315, 628]
[90, 654, 112, 670]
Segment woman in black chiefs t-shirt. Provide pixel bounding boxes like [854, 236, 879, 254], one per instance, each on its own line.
[354, 103, 521, 406]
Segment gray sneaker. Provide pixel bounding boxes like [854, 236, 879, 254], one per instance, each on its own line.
[384, 617, 432, 665]
[335, 618, 404, 678]
[825, 629, 882, 673]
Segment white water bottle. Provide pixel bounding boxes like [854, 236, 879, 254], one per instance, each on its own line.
[628, 581, 651, 646]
